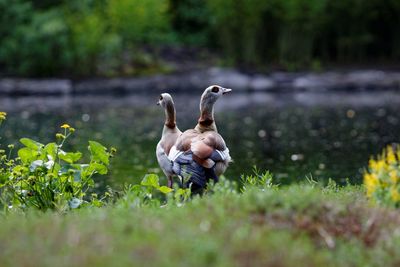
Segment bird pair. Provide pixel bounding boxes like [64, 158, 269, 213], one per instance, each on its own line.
[156, 85, 232, 193]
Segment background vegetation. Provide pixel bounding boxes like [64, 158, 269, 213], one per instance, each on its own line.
[1, 0, 399, 77]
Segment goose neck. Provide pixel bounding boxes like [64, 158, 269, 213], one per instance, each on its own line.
[196, 100, 217, 132]
[164, 101, 176, 129]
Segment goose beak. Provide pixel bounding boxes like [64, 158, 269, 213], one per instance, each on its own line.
[222, 88, 232, 95]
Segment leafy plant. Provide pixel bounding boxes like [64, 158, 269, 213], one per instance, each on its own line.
[117, 169, 276, 209]
[364, 145, 400, 207]
[116, 174, 191, 209]
[240, 166, 275, 192]
[204, 176, 238, 196]
[0, 120, 115, 212]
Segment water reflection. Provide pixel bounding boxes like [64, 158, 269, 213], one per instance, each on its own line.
[1, 91, 399, 187]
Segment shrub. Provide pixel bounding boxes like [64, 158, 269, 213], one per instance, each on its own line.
[107, 0, 171, 45]
[206, 0, 272, 66]
[364, 145, 400, 207]
[66, 6, 122, 76]
[169, 0, 211, 44]
[0, 0, 74, 76]
[0, 117, 115, 212]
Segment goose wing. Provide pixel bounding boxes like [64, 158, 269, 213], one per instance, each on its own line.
[168, 129, 198, 161]
[169, 130, 231, 174]
[190, 131, 231, 172]
[156, 141, 173, 176]
[157, 130, 181, 177]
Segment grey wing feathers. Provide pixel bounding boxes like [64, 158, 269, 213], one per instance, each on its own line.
[156, 141, 173, 176]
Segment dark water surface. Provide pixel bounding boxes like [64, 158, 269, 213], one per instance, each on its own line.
[1, 91, 399, 188]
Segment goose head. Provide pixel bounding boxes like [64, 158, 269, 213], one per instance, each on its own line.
[199, 85, 232, 110]
[157, 93, 174, 108]
[157, 93, 177, 129]
[196, 85, 232, 132]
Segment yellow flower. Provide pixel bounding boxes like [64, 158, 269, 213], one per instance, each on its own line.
[387, 147, 396, 164]
[390, 187, 400, 202]
[0, 112, 6, 121]
[390, 170, 398, 184]
[61, 124, 71, 129]
[376, 160, 387, 172]
[369, 159, 387, 173]
[364, 172, 379, 197]
[369, 159, 377, 170]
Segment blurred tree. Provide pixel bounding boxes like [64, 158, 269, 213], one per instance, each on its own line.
[1, 0, 400, 76]
[169, 0, 211, 44]
[107, 0, 171, 45]
[0, 0, 33, 74]
[30, 0, 67, 9]
[0, 0, 83, 76]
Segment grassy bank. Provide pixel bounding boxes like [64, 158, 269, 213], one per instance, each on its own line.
[1, 182, 399, 267]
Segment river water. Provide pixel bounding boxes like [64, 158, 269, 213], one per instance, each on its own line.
[1, 91, 399, 188]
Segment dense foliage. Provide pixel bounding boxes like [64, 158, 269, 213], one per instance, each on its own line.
[0, 0, 171, 76]
[0, 0, 399, 76]
[0, 114, 115, 212]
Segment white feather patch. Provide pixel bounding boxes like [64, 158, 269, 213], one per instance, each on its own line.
[167, 145, 184, 161]
[216, 147, 231, 161]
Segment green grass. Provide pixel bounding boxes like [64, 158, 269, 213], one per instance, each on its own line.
[0, 183, 399, 267]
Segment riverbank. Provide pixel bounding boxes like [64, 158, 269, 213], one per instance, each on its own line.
[1, 68, 400, 96]
[0, 183, 398, 267]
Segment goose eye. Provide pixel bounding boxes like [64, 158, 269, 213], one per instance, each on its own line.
[159, 95, 163, 100]
[211, 86, 219, 93]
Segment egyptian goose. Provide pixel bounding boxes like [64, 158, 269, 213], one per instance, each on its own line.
[169, 85, 232, 192]
[156, 93, 182, 187]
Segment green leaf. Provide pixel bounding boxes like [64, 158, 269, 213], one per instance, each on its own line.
[20, 138, 44, 150]
[71, 164, 89, 170]
[52, 163, 61, 175]
[158, 186, 173, 194]
[59, 151, 82, 164]
[18, 147, 39, 163]
[176, 188, 190, 197]
[130, 184, 142, 193]
[88, 162, 108, 175]
[88, 141, 109, 165]
[43, 143, 57, 159]
[141, 174, 160, 188]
